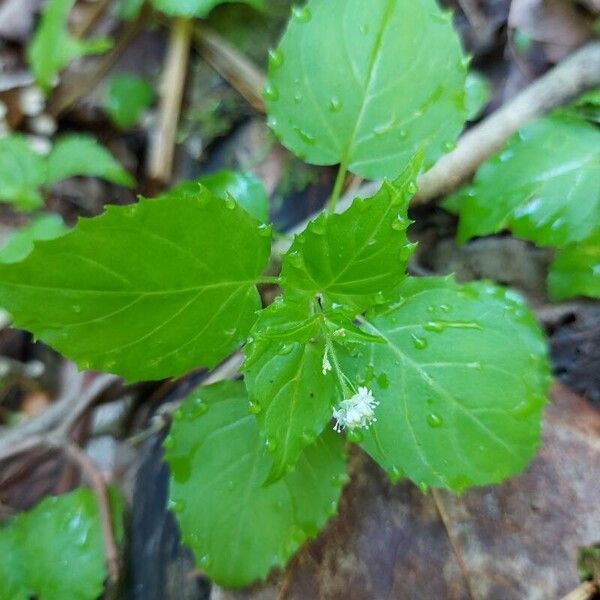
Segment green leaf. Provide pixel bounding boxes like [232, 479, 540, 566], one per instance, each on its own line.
[164, 380, 347, 587]
[46, 135, 135, 188]
[104, 74, 154, 129]
[166, 171, 269, 223]
[27, 0, 112, 93]
[0, 135, 46, 211]
[281, 160, 418, 311]
[0, 188, 271, 382]
[0, 213, 68, 264]
[339, 276, 551, 492]
[566, 88, 600, 124]
[243, 297, 341, 481]
[150, 0, 264, 18]
[446, 115, 600, 247]
[465, 71, 490, 121]
[0, 488, 120, 600]
[265, 0, 467, 179]
[548, 229, 600, 300]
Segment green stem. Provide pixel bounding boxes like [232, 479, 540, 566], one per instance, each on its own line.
[326, 161, 349, 213]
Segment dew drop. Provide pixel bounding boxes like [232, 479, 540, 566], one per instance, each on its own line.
[199, 554, 212, 568]
[173, 408, 184, 421]
[248, 400, 262, 415]
[408, 182, 418, 195]
[443, 140, 456, 152]
[427, 413, 444, 428]
[293, 126, 316, 144]
[278, 343, 294, 355]
[310, 218, 326, 235]
[168, 499, 185, 513]
[329, 96, 342, 112]
[257, 223, 271, 237]
[328, 500, 338, 516]
[424, 321, 446, 333]
[163, 436, 175, 450]
[267, 116, 278, 129]
[399, 129, 409, 140]
[287, 250, 303, 267]
[388, 465, 404, 484]
[262, 82, 279, 102]
[391, 216, 406, 231]
[440, 303, 451, 313]
[410, 333, 428, 349]
[265, 437, 278, 453]
[224, 193, 236, 210]
[268, 48, 284, 69]
[292, 5, 311, 22]
[417, 481, 429, 494]
[374, 291, 387, 304]
[293, 92, 303, 104]
[191, 397, 209, 417]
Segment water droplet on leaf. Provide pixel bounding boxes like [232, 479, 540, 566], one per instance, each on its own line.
[262, 82, 279, 101]
[410, 333, 428, 349]
[427, 413, 443, 428]
[292, 5, 311, 22]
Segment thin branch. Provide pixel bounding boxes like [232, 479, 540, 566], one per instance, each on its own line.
[147, 17, 193, 184]
[561, 581, 598, 600]
[413, 41, 600, 205]
[193, 24, 266, 112]
[63, 443, 120, 583]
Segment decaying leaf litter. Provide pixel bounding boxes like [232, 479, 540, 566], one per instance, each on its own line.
[0, 0, 599, 599]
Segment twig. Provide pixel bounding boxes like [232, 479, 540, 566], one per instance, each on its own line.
[147, 17, 193, 184]
[413, 41, 600, 205]
[561, 581, 598, 600]
[71, 0, 112, 39]
[194, 24, 266, 112]
[0, 370, 119, 462]
[62, 443, 120, 583]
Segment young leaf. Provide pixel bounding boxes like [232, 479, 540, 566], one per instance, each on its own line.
[0, 188, 271, 381]
[0, 488, 121, 600]
[104, 74, 154, 129]
[243, 297, 340, 481]
[150, 0, 264, 18]
[27, 0, 112, 92]
[166, 171, 269, 223]
[548, 229, 600, 301]
[164, 380, 347, 587]
[0, 213, 67, 264]
[265, 0, 467, 179]
[445, 115, 600, 247]
[339, 276, 551, 492]
[0, 135, 46, 211]
[281, 160, 418, 311]
[46, 135, 135, 188]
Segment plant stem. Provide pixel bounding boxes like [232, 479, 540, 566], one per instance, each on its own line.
[327, 161, 348, 213]
[147, 17, 193, 184]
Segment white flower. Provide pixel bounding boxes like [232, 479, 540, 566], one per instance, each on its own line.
[333, 387, 379, 432]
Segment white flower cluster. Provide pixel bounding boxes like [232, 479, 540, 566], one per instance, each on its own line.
[333, 387, 379, 432]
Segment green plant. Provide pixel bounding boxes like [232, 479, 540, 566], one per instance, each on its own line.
[28, 0, 112, 93]
[0, 0, 554, 591]
[0, 488, 123, 600]
[445, 110, 600, 300]
[0, 134, 134, 211]
[104, 74, 154, 130]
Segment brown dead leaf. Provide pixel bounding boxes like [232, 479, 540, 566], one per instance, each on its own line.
[509, 0, 595, 62]
[214, 383, 600, 600]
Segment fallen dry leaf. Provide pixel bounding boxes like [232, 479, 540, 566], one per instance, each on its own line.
[213, 383, 600, 600]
